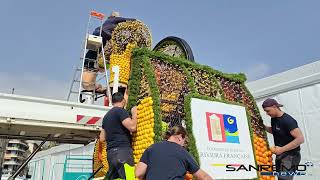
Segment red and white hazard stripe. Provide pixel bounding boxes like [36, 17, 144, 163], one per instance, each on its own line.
[77, 115, 103, 125]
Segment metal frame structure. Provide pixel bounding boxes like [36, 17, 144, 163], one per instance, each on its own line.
[67, 11, 112, 106]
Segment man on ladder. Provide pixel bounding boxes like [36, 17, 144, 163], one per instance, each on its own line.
[85, 11, 135, 69]
[80, 11, 135, 105]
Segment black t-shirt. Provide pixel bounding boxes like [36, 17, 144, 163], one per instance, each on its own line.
[93, 17, 136, 43]
[102, 107, 131, 150]
[140, 141, 200, 180]
[271, 113, 300, 153]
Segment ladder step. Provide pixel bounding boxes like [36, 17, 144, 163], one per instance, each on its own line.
[67, 16, 111, 104]
[86, 34, 103, 50]
[84, 58, 97, 62]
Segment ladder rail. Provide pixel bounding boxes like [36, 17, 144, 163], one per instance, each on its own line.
[78, 13, 95, 103]
[67, 62, 81, 101]
[69, 10, 111, 106]
[78, 33, 89, 103]
[101, 45, 112, 106]
[98, 11, 103, 37]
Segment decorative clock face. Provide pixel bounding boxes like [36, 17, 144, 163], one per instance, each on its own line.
[153, 36, 194, 62]
[156, 42, 185, 58]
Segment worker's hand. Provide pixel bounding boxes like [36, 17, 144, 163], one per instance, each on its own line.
[273, 146, 285, 155]
[99, 129, 106, 142]
[131, 106, 138, 116]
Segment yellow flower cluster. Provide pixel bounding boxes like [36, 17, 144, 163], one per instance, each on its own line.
[161, 103, 177, 113]
[93, 140, 108, 178]
[109, 43, 136, 84]
[132, 97, 155, 165]
[161, 92, 179, 101]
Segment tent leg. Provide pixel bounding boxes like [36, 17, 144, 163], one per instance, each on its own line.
[88, 165, 103, 180]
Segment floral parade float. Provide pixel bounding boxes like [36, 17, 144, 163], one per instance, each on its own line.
[92, 17, 274, 180]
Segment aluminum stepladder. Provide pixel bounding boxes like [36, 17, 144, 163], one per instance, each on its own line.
[67, 11, 112, 106]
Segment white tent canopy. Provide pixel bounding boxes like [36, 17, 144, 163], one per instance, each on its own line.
[247, 60, 320, 99]
[246, 60, 320, 180]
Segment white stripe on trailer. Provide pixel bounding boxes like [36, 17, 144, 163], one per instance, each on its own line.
[76, 115, 103, 125]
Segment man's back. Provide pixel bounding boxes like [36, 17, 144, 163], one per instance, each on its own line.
[102, 107, 131, 150]
[93, 17, 135, 40]
[141, 141, 199, 180]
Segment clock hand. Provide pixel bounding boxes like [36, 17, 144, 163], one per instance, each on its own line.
[172, 46, 178, 57]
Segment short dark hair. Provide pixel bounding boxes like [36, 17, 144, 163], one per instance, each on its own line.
[163, 125, 187, 140]
[110, 86, 126, 96]
[112, 92, 124, 104]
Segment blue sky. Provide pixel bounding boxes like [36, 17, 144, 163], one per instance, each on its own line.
[0, 0, 319, 100]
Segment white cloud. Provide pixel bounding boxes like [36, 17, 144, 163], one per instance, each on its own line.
[0, 72, 70, 100]
[244, 63, 271, 81]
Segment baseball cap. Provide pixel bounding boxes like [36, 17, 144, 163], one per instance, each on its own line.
[262, 98, 283, 108]
[111, 11, 120, 17]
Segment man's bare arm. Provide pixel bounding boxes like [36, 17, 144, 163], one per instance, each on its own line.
[122, 106, 138, 132]
[264, 125, 272, 134]
[135, 162, 147, 180]
[99, 129, 106, 142]
[193, 169, 213, 180]
[282, 128, 304, 152]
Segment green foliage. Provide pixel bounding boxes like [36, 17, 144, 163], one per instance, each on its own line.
[128, 48, 263, 180]
[132, 48, 247, 83]
[141, 56, 163, 142]
[127, 51, 162, 142]
[126, 52, 143, 111]
[183, 94, 200, 163]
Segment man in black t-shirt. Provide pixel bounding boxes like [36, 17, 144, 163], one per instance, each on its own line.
[85, 12, 135, 69]
[100, 92, 137, 179]
[262, 98, 304, 180]
[135, 126, 213, 180]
